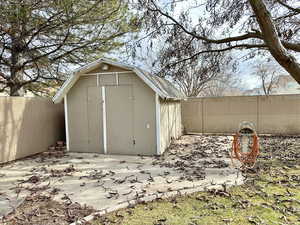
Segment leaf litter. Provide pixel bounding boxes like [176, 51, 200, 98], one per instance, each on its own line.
[92, 135, 300, 225]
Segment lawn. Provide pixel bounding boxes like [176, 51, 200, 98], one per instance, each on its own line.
[93, 136, 300, 225]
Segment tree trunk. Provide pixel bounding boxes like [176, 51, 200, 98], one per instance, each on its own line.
[9, 84, 22, 96]
[10, 35, 24, 96]
[249, 0, 300, 84]
[9, 66, 24, 96]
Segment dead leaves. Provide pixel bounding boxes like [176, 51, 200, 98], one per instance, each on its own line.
[26, 175, 40, 184]
[247, 216, 264, 225]
[1, 193, 94, 225]
[80, 169, 115, 180]
[89, 135, 300, 225]
[153, 135, 233, 181]
[154, 217, 167, 225]
[207, 188, 231, 198]
[259, 135, 300, 162]
[106, 190, 119, 199]
[50, 164, 76, 177]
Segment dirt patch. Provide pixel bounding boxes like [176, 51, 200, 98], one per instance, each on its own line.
[1, 194, 95, 225]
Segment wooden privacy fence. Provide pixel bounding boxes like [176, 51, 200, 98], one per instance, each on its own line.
[0, 97, 64, 163]
[182, 94, 300, 135]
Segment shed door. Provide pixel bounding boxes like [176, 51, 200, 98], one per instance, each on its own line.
[106, 85, 134, 154]
[87, 86, 104, 153]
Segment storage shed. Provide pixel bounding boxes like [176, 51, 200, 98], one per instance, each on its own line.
[53, 58, 184, 155]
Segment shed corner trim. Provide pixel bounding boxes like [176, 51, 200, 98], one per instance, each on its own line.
[155, 93, 161, 155]
[64, 95, 70, 151]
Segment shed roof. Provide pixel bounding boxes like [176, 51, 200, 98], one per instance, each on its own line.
[53, 58, 184, 103]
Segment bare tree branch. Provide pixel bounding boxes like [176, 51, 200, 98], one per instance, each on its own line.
[163, 43, 267, 70]
[249, 0, 300, 83]
[276, 0, 300, 13]
[137, 0, 300, 83]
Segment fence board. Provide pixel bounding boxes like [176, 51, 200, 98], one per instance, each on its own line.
[0, 97, 64, 163]
[182, 95, 300, 134]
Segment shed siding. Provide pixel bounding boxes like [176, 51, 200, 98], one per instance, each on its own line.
[67, 65, 156, 155]
[131, 75, 157, 155]
[159, 100, 182, 154]
[68, 76, 96, 152]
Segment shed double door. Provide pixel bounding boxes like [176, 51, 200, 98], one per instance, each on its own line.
[87, 85, 134, 154]
[87, 86, 104, 153]
[106, 85, 134, 154]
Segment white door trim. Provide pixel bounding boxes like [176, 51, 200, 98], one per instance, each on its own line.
[64, 95, 70, 151]
[115, 72, 119, 86]
[155, 93, 161, 155]
[102, 86, 107, 154]
[97, 75, 100, 86]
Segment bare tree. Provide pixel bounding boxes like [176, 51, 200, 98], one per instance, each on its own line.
[201, 73, 242, 97]
[137, 0, 300, 83]
[168, 61, 220, 97]
[157, 52, 231, 97]
[148, 17, 234, 97]
[254, 63, 280, 95]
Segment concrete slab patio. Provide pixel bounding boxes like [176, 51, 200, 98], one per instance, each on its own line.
[0, 135, 244, 222]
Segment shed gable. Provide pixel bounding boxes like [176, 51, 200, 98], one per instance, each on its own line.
[86, 64, 131, 74]
[53, 58, 184, 103]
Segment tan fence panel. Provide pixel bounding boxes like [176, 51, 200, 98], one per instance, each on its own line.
[258, 95, 300, 134]
[181, 99, 203, 133]
[182, 94, 300, 135]
[0, 97, 64, 163]
[203, 96, 258, 133]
